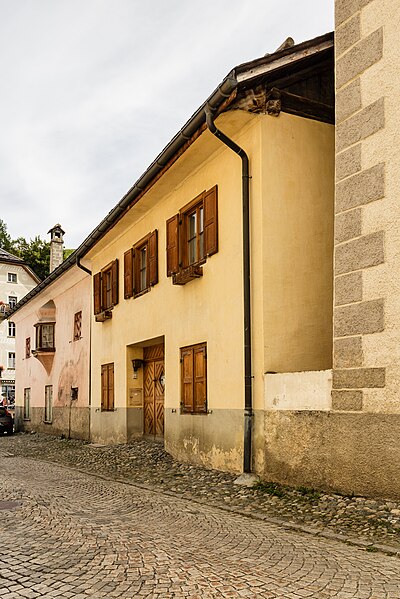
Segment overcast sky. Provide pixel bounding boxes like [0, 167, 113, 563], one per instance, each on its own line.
[0, 1, 333, 248]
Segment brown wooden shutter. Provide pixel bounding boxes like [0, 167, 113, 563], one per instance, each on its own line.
[194, 344, 207, 413]
[101, 364, 107, 410]
[133, 249, 139, 296]
[204, 185, 218, 257]
[124, 249, 133, 299]
[111, 259, 119, 306]
[148, 230, 158, 286]
[166, 214, 179, 276]
[94, 272, 102, 315]
[181, 347, 194, 413]
[108, 363, 114, 410]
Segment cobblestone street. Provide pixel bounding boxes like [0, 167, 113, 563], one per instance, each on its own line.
[1, 435, 400, 597]
[1, 457, 400, 598]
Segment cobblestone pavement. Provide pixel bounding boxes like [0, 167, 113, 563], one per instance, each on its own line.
[1, 455, 400, 598]
[2, 433, 400, 555]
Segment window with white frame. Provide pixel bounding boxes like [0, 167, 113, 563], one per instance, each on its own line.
[8, 352, 15, 369]
[24, 388, 31, 419]
[7, 273, 17, 283]
[8, 322, 16, 337]
[8, 296, 17, 309]
[44, 385, 53, 422]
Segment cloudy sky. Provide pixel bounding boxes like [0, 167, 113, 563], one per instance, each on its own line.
[0, 1, 333, 249]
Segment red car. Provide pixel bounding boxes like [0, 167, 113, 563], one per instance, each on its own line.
[0, 406, 14, 435]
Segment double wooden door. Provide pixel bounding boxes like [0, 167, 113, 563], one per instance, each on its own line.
[143, 344, 164, 436]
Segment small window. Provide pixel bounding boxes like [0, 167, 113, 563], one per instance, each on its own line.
[7, 273, 17, 283]
[70, 387, 78, 401]
[74, 311, 82, 341]
[101, 363, 114, 411]
[23, 388, 31, 420]
[25, 337, 31, 359]
[180, 342, 207, 414]
[8, 322, 16, 337]
[124, 231, 158, 299]
[93, 260, 119, 315]
[8, 352, 15, 369]
[44, 385, 53, 422]
[8, 296, 17, 309]
[35, 323, 55, 351]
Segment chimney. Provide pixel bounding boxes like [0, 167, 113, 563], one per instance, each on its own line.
[48, 224, 65, 272]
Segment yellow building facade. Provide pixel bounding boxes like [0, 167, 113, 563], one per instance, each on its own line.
[85, 35, 335, 473]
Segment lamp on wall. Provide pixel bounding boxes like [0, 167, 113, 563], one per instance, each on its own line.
[131, 359, 143, 379]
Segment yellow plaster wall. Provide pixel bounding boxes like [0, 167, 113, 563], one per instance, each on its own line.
[260, 113, 334, 375]
[88, 109, 334, 468]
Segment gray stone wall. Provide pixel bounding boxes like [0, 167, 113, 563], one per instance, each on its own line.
[333, 0, 386, 410]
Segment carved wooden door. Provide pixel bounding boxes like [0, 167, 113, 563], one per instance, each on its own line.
[143, 344, 164, 436]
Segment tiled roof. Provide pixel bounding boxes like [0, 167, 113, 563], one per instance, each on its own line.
[0, 248, 25, 264]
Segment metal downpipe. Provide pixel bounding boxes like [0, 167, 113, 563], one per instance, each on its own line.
[205, 106, 253, 473]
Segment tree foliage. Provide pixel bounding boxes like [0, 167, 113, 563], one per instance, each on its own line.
[0, 219, 13, 252]
[0, 220, 50, 281]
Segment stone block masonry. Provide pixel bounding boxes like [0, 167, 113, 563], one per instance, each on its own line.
[333, 0, 387, 401]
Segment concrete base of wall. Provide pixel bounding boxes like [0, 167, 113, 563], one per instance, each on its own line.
[15, 406, 90, 440]
[165, 408, 266, 473]
[264, 410, 400, 499]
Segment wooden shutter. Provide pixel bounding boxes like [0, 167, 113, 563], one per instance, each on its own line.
[181, 347, 194, 413]
[124, 249, 133, 299]
[204, 185, 218, 257]
[111, 259, 119, 306]
[166, 214, 179, 276]
[148, 230, 158, 286]
[108, 363, 115, 410]
[94, 272, 102, 315]
[194, 344, 207, 413]
[101, 364, 107, 410]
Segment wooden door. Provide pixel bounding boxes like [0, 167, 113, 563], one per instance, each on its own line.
[143, 344, 164, 436]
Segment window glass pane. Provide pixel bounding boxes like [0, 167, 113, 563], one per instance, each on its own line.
[8, 322, 15, 337]
[188, 212, 197, 265]
[41, 325, 54, 348]
[140, 247, 147, 291]
[8, 296, 17, 308]
[105, 271, 112, 308]
[8, 273, 17, 283]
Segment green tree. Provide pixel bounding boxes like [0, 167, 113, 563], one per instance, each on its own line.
[0, 219, 13, 251]
[11, 236, 50, 281]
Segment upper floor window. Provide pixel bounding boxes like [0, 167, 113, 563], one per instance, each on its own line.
[25, 337, 31, 358]
[35, 323, 55, 351]
[8, 352, 15, 369]
[8, 296, 17, 309]
[93, 260, 118, 317]
[8, 322, 15, 337]
[124, 231, 158, 299]
[7, 273, 17, 283]
[166, 185, 218, 284]
[74, 311, 82, 341]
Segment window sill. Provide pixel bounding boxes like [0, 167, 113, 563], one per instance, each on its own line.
[173, 264, 203, 285]
[32, 348, 55, 356]
[43, 420, 53, 424]
[133, 287, 151, 299]
[95, 309, 113, 322]
[23, 418, 31, 422]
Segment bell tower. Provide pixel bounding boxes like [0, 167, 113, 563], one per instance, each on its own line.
[48, 224, 65, 273]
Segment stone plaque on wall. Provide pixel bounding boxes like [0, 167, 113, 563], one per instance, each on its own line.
[128, 388, 143, 408]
